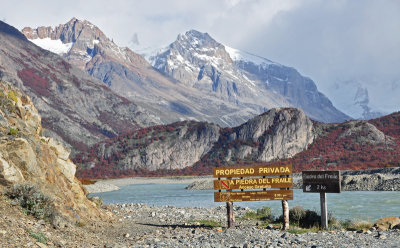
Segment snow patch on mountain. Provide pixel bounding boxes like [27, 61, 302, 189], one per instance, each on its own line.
[225, 45, 279, 68]
[30, 38, 73, 54]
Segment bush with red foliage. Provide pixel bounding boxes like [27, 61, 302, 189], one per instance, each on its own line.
[17, 68, 51, 97]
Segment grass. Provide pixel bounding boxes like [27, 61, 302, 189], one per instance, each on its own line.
[28, 230, 48, 244]
[340, 219, 373, 231]
[189, 219, 221, 228]
[287, 226, 319, 234]
[239, 206, 274, 222]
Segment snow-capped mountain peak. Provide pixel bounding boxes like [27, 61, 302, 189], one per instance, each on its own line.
[22, 18, 149, 71]
[149, 29, 350, 123]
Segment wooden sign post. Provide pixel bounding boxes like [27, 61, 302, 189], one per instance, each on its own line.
[302, 171, 341, 229]
[213, 165, 293, 228]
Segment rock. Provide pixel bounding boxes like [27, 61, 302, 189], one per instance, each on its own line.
[0, 83, 105, 224]
[35, 242, 48, 248]
[374, 217, 400, 231]
[266, 225, 274, 230]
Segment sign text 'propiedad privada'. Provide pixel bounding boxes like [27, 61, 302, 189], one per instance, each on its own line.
[213, 165, 293, 202]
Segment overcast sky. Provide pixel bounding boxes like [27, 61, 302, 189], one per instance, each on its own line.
[2, 0, 400, 117]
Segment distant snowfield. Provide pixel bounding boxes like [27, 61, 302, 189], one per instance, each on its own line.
[30, 38, 73, 54]
[224, 45, 279, 68]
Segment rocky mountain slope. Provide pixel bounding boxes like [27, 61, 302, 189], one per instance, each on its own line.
[149, 30, 350, 123]
[0, 82, 103, 225]
[0, 20, 160, 154]
[76, 108, 400, 178]
[22, 18, 256, 126]
[23, 19, 349, 126]
[76, 108, 315, 178]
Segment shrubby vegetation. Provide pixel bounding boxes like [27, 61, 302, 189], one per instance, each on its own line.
[4, 183, 55, 221]
[241, 205, 348, 231]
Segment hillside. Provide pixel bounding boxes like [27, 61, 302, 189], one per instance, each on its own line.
[0, 20, 160, 154]
[75, 108, 400, 179]
[0, 81, 104, 226]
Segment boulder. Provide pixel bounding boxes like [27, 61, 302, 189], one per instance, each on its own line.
[374, 217, 400, 231]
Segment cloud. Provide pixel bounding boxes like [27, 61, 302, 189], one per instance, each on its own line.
[1, 0, 399, 116]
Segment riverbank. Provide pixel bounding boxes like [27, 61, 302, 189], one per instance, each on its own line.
[186, 167, 400, 191]
[2, 192, 400, 247]
[83, 167, 400, 194]
[84, 176, 212, 193]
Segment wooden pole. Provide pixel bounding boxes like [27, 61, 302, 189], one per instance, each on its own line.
[281, 174, 289, 230]
[282, 200, 289, 230]
[226, 177, 234, 228]
[226, 201, 234, 228]
[320, 192, 328, 229]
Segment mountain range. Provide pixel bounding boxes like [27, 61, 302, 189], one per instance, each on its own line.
[0, 20, 160, 154]
[22, 18, 349, 128]
[0, 18, 398, 179]
[76, 107, 400, 178]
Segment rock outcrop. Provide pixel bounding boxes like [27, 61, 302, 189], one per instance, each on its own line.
[85, 121, 221, 172]
[77, 108, 315, 177]
[224, 108, 315, 162]
[0, 82, 104, 224]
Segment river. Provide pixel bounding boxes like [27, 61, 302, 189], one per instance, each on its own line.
[90, 183, 400, 222]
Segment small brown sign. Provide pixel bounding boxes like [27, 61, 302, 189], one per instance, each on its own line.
[213, 165, 292, 178]
[213, 177, 292, 190]
[302, 171, 341, 193]
[214, 190, 293, 202]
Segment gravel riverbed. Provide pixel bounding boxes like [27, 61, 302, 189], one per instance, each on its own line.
[104, 203, 400, 248]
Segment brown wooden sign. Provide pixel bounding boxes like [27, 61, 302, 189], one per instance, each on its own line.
[214, 190, 293, 202]
[302, 171, 341, 193]
[213, 165, 292, 178]
[213, 177, 292, 190]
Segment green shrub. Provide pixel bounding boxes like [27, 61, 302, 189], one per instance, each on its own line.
[8, 127, 18, 135]
[241, 206, 274, 223]
[289, 206, 307, 225]
[4, 183, 55, 221]
[279, 207, 337, 229]
[28, 230, 48, 244]
[0, 90, 16, 114]
[7, 90, 18, 103]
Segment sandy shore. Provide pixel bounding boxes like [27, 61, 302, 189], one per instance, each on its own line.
[84, 175, 212, 193]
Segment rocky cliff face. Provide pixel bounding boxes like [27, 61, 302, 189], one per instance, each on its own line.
[78, 121, 220, 177]
[1, 20, 160, 154]
[222, 108, 315, 162]
[77, 108, 314, 177]
[150, 30, 350, 123]
[0, 82, 103, 224]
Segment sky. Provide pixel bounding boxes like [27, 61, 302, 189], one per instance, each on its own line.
[2, 0, 400, 118]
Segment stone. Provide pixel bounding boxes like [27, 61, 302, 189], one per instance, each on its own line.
[374, 217, 400, 231]
[266, 224, 274, 230]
